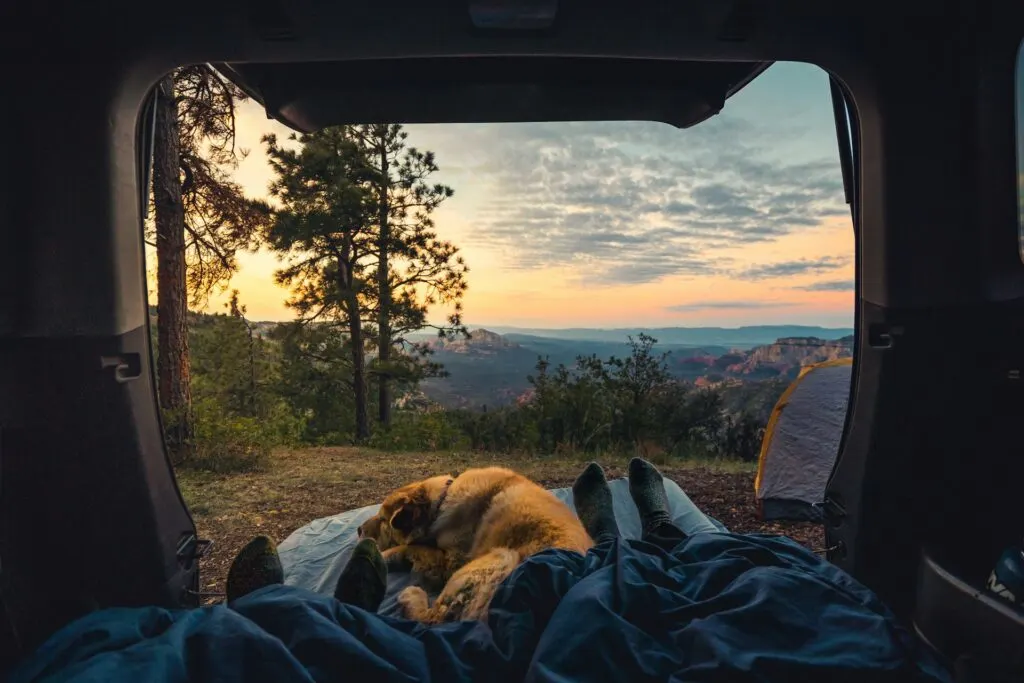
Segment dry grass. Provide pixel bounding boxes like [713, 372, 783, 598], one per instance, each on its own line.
[176, 447, 824, 599]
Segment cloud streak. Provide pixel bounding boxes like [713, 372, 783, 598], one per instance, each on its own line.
[452, 116, 848, 287]
[666, 300, 798, 313]
[737, 256, 849, 281]
[793, 279, 855, 292]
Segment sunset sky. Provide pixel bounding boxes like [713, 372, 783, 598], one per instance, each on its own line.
[164, 61, 858, 328]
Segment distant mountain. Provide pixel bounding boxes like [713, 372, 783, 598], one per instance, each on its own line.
[501, 333, 729, 365]
[420, 329, 542, 409]
[674, 336, 852, 384]
[419, 328, 853, 410]
[421, 328, 742, 409]
[159, 307, 855, 411]
[471, 325, 855, 349]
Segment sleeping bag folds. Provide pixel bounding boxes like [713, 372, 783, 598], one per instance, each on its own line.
[9, 481, 951, 683]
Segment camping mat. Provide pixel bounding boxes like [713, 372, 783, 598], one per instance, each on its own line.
[278, 476, 727, 617]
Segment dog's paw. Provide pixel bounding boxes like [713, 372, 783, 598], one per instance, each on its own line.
[397, 586, 430, 621]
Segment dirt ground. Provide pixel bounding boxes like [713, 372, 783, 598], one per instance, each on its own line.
[176, 448, 825, 600]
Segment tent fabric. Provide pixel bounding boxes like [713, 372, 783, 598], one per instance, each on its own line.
[9, 533, 952, 683]
[277, 476, 727, 617]
[755, 358, 853, 521]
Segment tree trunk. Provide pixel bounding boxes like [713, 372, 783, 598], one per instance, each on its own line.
[376, 138, 392, 426]
[245, 320, 257, 416]
[345, 288, 371, 442]
[152, 73, 193, 460]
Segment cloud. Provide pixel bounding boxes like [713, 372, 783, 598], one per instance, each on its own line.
[737, 256, 849, 281]
[666, 300, 798, 313]
[445, 114, 848, 286]
[794, 279, 855, 292]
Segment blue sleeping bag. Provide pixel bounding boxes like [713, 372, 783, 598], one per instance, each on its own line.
[11, 533, 950, 682]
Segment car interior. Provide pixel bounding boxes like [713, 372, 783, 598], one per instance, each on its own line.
[1, 0, 1023, 679]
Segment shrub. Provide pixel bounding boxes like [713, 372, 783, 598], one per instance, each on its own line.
[256, 399, 307, 447]
[714, 413, 766, 462]
[368, 410, 469, 452]
[172, 397, 305, 473]
[446, 408, 541, 453]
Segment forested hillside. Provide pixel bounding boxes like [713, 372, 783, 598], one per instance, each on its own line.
[154, 307, 850, 472]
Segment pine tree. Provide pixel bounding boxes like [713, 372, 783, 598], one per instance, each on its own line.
[348, 124, 469, 427]
[151, 73, 191, 457]
[262, 129, 377, 441]
[227, 290, 258, 416]
[149, 65, 270, 460]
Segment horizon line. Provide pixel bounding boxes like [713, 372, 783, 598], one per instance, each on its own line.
[169, 305, 854, 331]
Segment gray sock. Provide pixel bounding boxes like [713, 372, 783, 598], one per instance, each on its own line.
[226, 535, 284, 603]
[628, 458, 672, 533]
[335, 538, 387, 612]
[573, 462, 621, 544]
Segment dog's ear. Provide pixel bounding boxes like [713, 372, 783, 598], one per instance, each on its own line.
[388, 490, 430, 533]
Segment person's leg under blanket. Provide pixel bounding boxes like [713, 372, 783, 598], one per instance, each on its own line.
[11, 541, 602, 683]
[539, 459, 953, 683]
[9, 584, 509, 683]
[223, 530, 625, 683]
[17, 528, 597, 683]
[226, 531, 606, 683]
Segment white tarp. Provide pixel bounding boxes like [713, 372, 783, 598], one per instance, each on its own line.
[278, 477, 726, 617]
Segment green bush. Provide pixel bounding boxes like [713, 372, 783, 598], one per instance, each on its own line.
[173, 397, 304, 473]
[446, 407, 541, 453]
[368, 410, 468, 452]
[714, 413, 766, 461]
[256, 399, 307, 447]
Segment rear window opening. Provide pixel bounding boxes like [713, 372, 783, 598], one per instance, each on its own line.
[142, 60, 855, 596]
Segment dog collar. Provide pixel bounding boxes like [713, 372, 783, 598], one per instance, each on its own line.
[434, 477, 454, 515]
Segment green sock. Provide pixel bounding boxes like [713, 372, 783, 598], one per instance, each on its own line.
[335, 538, 387, 612]
[226, 535, 284, 602]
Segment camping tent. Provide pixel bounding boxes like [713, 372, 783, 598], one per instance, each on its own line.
[754, 358, 853, 522]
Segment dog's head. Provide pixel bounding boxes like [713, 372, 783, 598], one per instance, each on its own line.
[358, 474, 453, 550]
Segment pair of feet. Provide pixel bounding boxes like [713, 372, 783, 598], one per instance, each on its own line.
[572, 457, 674, 544]
[225, 534, 387, 611]
[225, 457, 674, 608]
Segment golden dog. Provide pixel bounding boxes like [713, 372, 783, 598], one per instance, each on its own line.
[357, 466, 593, 623]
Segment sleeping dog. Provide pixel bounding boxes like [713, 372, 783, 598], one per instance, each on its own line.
[357, 466, 593, 623]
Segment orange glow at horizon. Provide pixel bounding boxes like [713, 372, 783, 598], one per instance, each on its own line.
[147, 213, 853, 327]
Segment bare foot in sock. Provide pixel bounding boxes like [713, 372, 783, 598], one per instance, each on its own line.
[628, 457, 672, 533]
[226, 535, 284, 602]
[572, 462, 621, 544]
[334, 538, 387, 612]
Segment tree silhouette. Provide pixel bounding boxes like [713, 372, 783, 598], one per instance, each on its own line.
[149, 65, 270, 460]
[262, 128, 377, 441]
[348, 124, 469, 427]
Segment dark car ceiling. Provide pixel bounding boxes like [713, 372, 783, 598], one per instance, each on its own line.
[207, 0, 783, 131]
[218, 57, 773, 133]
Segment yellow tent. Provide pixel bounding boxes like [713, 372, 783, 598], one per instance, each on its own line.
[754, 358, 853, 521]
